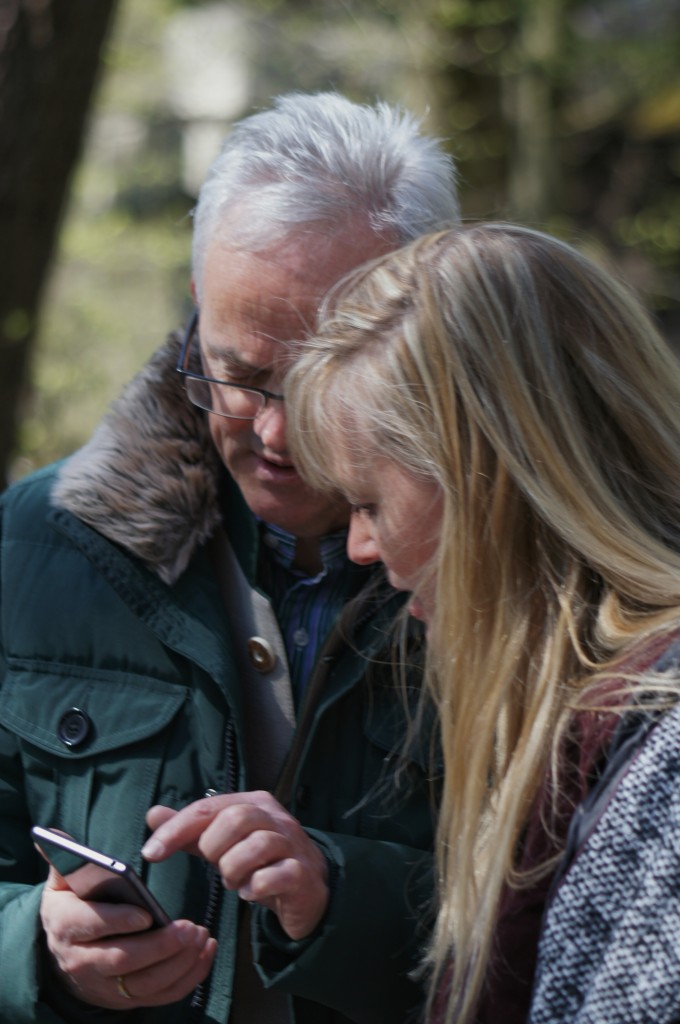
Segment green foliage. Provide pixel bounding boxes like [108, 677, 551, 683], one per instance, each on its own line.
[15, 209, 192, 478]
[425, 0, 680, 334]
[13, 0, 680, 481]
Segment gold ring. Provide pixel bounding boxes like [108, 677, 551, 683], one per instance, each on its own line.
[116, 975, 132, 1000]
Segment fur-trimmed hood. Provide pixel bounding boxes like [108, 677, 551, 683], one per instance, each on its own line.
[51, 332, 224, 585]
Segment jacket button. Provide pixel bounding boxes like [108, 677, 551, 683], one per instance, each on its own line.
[293, 628, 309, 649]
[58, 708, 93, 748]
[247, 637, 277, 673]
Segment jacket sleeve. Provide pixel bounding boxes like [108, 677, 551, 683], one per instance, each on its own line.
[0, 498, 58, 1021]
[0, 502, 131, 1024]
[0, 699, 64, 1022]
[528, 700, 680, 1024]
[251, 829, 433, 1023]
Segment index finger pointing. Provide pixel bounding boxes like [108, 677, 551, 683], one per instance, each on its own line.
[142, 792, 276, 862]
[142, 797, 223, 861]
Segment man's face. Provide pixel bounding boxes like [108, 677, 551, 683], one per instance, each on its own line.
[197, 225, 393, 538]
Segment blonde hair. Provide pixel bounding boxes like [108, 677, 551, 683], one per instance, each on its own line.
[286, 224, 680, 1022]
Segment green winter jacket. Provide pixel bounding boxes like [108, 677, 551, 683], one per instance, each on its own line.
[0, 337, 437, 1024]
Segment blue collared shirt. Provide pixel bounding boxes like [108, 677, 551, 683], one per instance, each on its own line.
[258, 522, 363, 707]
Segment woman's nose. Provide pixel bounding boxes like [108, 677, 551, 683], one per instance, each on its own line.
[347, 514, 380, 565]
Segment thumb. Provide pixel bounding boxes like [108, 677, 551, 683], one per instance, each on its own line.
[32, 832, 72, 891]
[45, 862, 71, 892]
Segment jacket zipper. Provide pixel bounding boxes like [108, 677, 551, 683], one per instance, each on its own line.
[188, 717, 238, 1020]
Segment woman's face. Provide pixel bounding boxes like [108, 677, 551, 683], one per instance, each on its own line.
[343, 457, 443, 624]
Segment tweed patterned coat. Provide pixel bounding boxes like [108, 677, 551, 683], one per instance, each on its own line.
[529, 638, 680, 1024]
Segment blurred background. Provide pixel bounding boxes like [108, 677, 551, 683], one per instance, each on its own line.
[2, 0, 679, 488]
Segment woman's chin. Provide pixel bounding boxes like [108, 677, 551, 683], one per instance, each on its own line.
[407, 596, 428, 623]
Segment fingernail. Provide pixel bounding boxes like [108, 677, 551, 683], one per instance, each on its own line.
[141, 838, 164, 860]
[128, 909, 151, 929]
[179, 924, 207, 947]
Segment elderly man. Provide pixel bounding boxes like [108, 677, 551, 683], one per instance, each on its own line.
[0, 92, 458, 1023]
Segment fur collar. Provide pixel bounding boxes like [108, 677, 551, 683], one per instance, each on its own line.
[51, 332, 223, 585]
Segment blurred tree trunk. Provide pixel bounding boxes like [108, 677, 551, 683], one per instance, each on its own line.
[0, 0, 119, 490]
[506, 0, 564, 223]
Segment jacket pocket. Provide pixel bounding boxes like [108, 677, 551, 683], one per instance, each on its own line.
[0, 666, 188, 862]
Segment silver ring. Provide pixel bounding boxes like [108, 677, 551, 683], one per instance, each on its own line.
[116, 974, 132, 999]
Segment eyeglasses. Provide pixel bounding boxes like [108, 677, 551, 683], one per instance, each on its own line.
[176, 309, 285, 420]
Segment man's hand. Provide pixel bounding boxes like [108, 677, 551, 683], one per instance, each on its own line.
[143, 791, 330, 941]
[40, 866, 216, 1008]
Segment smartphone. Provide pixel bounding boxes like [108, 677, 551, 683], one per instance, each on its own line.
[31, 825, 171, 929]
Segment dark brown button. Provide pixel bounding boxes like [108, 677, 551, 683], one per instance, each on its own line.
[247, 637, 277, 673]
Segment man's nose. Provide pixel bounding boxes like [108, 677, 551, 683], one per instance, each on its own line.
[347, 514, 380, 565]
[254, 399, 287, 451]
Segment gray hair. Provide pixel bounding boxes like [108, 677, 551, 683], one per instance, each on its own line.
[191, 91, 459, 297]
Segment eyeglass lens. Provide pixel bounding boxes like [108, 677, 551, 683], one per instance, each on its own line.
[184, 376, 266, 419]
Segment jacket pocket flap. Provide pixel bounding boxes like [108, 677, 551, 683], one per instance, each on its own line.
[0, 669, 187, 757]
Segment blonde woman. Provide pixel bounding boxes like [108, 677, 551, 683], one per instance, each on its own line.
[286, 224, 680, 1023]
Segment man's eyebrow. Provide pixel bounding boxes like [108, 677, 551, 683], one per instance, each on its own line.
[203, 342, 269, 374]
